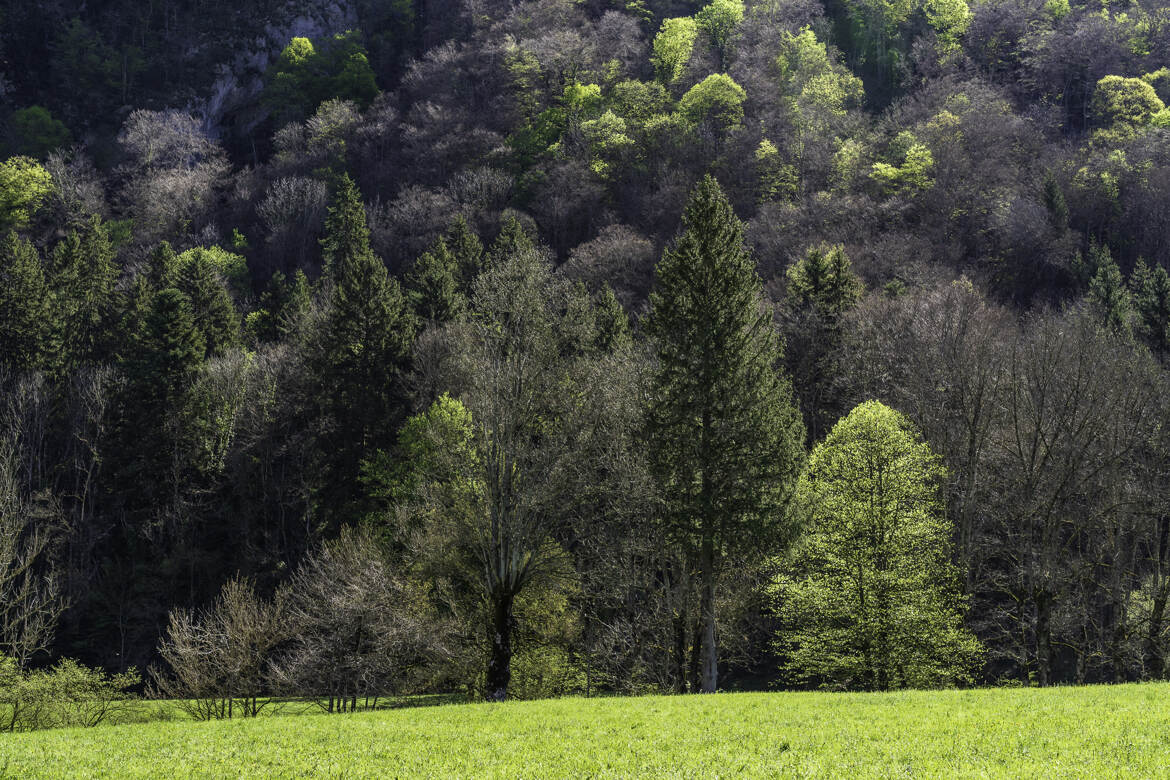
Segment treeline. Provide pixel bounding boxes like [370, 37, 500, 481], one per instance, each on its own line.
[2, 0, 1170, 701]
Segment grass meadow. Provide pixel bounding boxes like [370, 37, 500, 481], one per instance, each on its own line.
[2, 684, 1169, 778]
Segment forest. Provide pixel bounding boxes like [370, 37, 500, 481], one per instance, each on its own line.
[2, 0, 1170, 711]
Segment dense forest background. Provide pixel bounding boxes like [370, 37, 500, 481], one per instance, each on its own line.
[3, 0, 1170, 700]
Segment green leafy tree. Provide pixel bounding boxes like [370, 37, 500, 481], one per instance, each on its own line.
[264, 33, 379, 127]
[0, 157, 54, 232]
[677, 74, 747, 131]
[647, 176, 805, 693]
[695, 0, 745, 65]
[5, 107, 70, 159]
[1087, 249, 1132, 335]
[869, 132, 934, 197]
[775, 400, 982, 690]
[0, 233, 58, 374]
[652, 18, 699, 85]
[1093, 76, 1165, 129]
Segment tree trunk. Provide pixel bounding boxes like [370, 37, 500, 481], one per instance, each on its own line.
[485, 590, 515, 702]
[1036, 592, 1052, 687]
[698, 538, 717, 694]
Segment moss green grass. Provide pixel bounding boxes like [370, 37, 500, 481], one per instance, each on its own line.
[2, 684, 1168, 778]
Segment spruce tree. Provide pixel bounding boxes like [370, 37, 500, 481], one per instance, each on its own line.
[447, 215, 484, 294]
[594, 283, 631, 353]
[1088, 251, 1132, 335]
[406, 237, 465, 323]
[786, 244, 863, 321]
[177, 248, 240, 358]
[0, 232, 58, 374]
[250, 270, 311, 343]
[647, 175, 805, 693]
[1131, 259, 1170, 353]
[312, 174, 415, 522]
[488, 215, 534, 269]
[49, 217, 118, 367]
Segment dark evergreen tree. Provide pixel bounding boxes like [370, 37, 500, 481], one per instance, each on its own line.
[406, 237, 465, 323]
[447, 215, 485, 295]
[0, 232, 58, 375]
[646, 176, 805, 693]
[488, 216, 535, 269]
[1131, 259, 1170, 354]
[310, 174, 416, 525]
[177, 249, 241, 359]
[250, 270, 311, 343]
[48, 217, 118, 367]
[594, 284, 631, 353]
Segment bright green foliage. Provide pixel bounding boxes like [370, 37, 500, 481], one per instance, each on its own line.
[1093, 75, 1165, 129]
[1130, 259, 1170, 352]
[4, 685, 1170, 774]
[786, 244, 864, 320]
[176, 250, 241, 358]
[776, 29, 865, 128]
[652, 18, 699, 85]
[677, 74, 747, 130]
[648, 175, 805, 693]
[247, 270, 311, 343]
[695, 0, 745, 62]
[776, 401, 982, 690]
[407, 237, 466, 323]
[579, 111, 634, 177]
[1044, 0, 1071, 21]
[609, 80, 671, 125]
[5, 106, 70, 158]
[177, 246, 251, 300]
[755, 139, 797, 202]
[869, 132, 934, 196]
[447, 216, 485, 294]
[922, 0, 971, 51]
[562, 82, 604, 122]
[264, 32, 379, 126]
[0, 233, 58, 374]
[47, 217, 118, 367]
[0, 156, 54, 232]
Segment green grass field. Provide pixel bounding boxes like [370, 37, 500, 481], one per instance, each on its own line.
[2, 684, 1169, 778]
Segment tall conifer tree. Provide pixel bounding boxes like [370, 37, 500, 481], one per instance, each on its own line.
[647, 176, 805, 693]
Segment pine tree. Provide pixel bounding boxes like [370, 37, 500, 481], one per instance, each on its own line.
[0, 232, 58, 374]
[447, 215, 484, 295]
[1042, 174, 1068, 235]
[177, 248, 240, 358]
[406, 237, 465, 323]
[647, 175, 806, 693]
